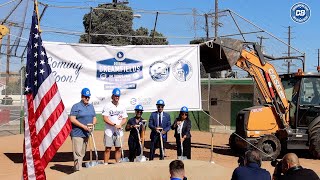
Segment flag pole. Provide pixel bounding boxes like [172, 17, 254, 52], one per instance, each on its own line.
[34, 0, 41, 32]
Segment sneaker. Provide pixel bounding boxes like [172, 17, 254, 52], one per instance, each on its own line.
[104, 163, 108, 165]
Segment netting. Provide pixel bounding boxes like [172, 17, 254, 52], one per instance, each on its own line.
[0, 0, 304, 135]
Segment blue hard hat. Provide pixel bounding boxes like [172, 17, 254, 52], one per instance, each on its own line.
[156, 99, 165, 106]
[81, 88, 91, 97]
[180, 106, 188, 113]
[112, 88, 121, 96]
[134, 105, 144, 111]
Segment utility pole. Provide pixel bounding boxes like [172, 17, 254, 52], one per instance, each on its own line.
[110, 0, 128, 6]
[192, 8, 198, 38]
[287, 26, 291, 73]
[317, 49, 320, 73]
[151, 12, 159, 43]
[5, 27, 10, 97]
[214, 0, 218, 37]
[205, 14, 209, 41]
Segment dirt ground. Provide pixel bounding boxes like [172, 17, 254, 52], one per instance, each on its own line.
[0, 130, 319, 179]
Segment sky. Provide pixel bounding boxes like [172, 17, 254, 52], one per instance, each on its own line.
[0, 0, 319, 73]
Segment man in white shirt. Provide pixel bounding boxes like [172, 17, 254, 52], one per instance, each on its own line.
[102, 88, 128, 164]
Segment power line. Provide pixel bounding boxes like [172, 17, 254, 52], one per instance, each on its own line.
[0, 0, 19, 8]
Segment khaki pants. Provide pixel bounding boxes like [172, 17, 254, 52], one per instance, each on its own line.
[72, 136, 88, 171]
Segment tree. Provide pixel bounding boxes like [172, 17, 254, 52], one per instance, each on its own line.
[132, 27, 168, 45]
[80, 4, 168, 45]
[2, 78, 21, 95]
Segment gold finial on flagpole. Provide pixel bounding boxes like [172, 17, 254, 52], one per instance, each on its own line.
[34, 0, 41, 32]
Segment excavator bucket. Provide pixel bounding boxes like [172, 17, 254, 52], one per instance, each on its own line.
[200, 37, 244, 72]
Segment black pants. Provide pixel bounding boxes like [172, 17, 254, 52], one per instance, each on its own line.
[176, 136, 191, 159]
[128, 136, 141, 162]
[149, 134, 165, 160]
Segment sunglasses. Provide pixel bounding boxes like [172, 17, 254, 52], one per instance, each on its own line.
[157, 105, 164, 109]
[181, 113, 188, 116]
[136, 110, 143, 114]
[82, 96, 90, 99]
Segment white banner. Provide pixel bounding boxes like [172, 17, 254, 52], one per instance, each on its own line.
[44, 42, 201, 113]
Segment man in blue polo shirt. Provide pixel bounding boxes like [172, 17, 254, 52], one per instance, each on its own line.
[69, 88, 97, 171]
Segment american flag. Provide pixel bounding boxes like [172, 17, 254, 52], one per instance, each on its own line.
[23, 8, 72, 180]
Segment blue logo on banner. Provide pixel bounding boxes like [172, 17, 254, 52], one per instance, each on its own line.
[116, 51, 125, 61]
[173, 59, 192, 82]
[291, 2, 311, 23]
[96, 51, 143, 84]
[149, 61, 170, 82]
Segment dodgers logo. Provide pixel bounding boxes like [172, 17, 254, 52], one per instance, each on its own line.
[115, 51, 125, 61]
[172, 59, 192, 82]
[130, 98, 137, 105]
[149, 61, 170, 82]
[96, 51, 143, 83]
[291, 2, 311, 23]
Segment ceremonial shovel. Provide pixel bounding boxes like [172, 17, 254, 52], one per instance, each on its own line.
[85, 124, 103, 168]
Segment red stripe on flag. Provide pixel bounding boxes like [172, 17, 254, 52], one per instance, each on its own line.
[41, 118, 72, 167]
[37, 100, 64, 143]
[34, 83, 58, 121]
[25, 94, 46, 180]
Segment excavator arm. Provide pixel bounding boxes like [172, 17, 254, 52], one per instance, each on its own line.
[200, 38, 289, 127]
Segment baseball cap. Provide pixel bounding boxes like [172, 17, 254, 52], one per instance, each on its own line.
[180, 106, 188, 113]
[134, 105, 144, 111]
[81, 88, 91, 97]
[156, 99, 165, 106]
[112, 88, 121, 96]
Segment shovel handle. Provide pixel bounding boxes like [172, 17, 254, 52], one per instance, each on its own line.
[159, 132, 164, 159]
[88, 134, 93, 162]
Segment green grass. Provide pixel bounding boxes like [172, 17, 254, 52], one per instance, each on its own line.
[95, 111, 210, 131]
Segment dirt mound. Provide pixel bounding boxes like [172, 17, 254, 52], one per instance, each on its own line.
[0, 131, 319, 179]
[61, 160, 232, 180]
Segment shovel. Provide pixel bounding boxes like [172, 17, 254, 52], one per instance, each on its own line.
[141, 120, 148, 150]
[135, 125, 147, 162]
[157, 127, 165, 160]
[85, 124, 103, 168]
[118, 129, 130, 163]
[178, 133, 188, 160]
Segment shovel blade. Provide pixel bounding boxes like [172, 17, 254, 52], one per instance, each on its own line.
[178, 156, 188, 160]
[120, 157, 130, 163]
[135, 155, 147, 162]
[85, 160, 104, 168]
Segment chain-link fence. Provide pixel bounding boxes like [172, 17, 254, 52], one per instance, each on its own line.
[0, 0, 305, 136]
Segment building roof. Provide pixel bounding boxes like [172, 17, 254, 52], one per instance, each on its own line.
[201, 78, 253, 85]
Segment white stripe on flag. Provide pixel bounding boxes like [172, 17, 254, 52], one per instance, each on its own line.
[34, 73, 55, 110]
[39, 108, 68, 157]
[24, 100, 36, 180]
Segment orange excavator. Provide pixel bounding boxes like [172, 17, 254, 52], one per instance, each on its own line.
[200, 38, 320, 160]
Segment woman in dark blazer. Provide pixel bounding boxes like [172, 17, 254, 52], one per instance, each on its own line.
[171, 106, 192, 159]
